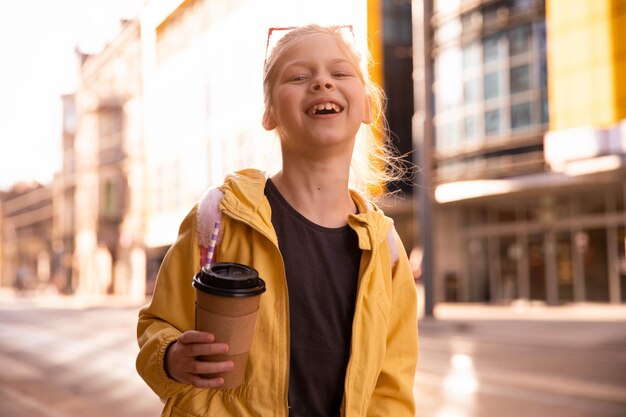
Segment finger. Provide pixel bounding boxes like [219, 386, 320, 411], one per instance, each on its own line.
[178, 330, 215, 344]
[192, 359, 235, 376]
[189, 342, 230, 357]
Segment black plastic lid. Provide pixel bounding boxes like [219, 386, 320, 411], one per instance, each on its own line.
[193, 262, 266, 297]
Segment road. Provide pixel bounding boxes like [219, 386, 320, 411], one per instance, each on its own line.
[1, 294, 625, 417]
[0, 297, 162, 417]
[414, 318, 626, 417]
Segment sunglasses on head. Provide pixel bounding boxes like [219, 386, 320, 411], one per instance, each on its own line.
[264, 24, 355, 65]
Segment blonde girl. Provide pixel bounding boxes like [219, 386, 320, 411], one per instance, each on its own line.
[136, 24, 418, 417]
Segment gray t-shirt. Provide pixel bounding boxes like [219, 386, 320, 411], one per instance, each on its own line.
[265, 179, 361, 417]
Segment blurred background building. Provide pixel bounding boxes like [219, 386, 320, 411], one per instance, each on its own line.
[0, 183, 53, 292]
[429, 0, 625, 306]
[58, 18, 145, 298]
[1, 0, 624, 307]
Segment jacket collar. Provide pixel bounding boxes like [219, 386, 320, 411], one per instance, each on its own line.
[348, 190, 393, 251]
[219, 169, 393, 250]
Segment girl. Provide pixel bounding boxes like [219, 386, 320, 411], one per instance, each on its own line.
[136, 24, 418, 417]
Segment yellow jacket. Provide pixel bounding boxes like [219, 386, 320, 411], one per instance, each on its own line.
[136, 169, 418, 417]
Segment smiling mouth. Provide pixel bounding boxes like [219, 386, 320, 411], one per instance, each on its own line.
[307, 102, 342, 115]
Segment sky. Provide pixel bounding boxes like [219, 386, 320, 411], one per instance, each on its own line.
[0, 0, 143, 191]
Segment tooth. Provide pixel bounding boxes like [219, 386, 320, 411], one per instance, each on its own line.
[332, 104, 340, 112]
[324, 103, 332, 110]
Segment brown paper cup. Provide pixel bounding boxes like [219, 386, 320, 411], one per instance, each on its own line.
[193, 263, 265, 390]
[195, 291, 261, 389]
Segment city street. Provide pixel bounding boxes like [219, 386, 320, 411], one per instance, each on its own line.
[1, 292, 625, 417]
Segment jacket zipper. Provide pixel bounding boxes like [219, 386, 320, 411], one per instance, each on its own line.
[342, 246, 376, 417]
[221, 210, 291, 417]
[275, 246, 291, 417]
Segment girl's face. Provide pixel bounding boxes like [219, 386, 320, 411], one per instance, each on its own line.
[263, 33, 372, 156]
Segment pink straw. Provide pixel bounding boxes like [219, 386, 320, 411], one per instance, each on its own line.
[205, 220, 221, 269]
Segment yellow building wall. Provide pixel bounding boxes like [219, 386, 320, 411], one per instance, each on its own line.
[547, 0, 626, 130]
[613, 0, 626, 121]
[367, 0, 386, 198]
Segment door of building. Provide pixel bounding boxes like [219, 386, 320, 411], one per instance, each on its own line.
[528, 233, 546, 300]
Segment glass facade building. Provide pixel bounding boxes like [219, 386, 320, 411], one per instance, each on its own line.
[424, 0, 626, 305]
[433, 0, 547, 183]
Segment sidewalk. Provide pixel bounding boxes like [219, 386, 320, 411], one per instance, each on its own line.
[432, 300, 626, 321]
[0, 286, 149, 310]
[2, 285, 625, 320]
[419, 301, 626, 351]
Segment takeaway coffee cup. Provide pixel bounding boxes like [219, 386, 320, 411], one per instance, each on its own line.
[192, 262, 266, 389]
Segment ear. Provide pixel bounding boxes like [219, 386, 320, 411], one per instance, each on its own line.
[362, 95, 373, 124]
[262, 108, 276, 131]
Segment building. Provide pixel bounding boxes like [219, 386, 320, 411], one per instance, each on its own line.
[70, 18, 145, 298]
[51, 94, 78, 294]
[542, 0, 626, 303]
[0, 182, 54, 292]
[426, 0, 626, 304]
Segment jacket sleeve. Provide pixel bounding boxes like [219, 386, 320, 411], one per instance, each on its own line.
[368, 232, 418, 417]
[136, 206, 200, 401]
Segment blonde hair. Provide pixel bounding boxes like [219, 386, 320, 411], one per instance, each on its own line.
[262, 24, 408, 200]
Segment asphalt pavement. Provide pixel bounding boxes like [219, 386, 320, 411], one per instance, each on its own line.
[1, 288, 625, 417]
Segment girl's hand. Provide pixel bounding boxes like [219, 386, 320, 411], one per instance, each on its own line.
[165, 330, 234, 388]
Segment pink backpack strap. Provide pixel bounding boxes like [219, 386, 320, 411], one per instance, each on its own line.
[386, 226, 400, 269]
[361, 197, 400, 268]
[197, 187, 225, 268]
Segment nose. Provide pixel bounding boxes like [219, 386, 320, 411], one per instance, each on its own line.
[311, 78, 334, 92]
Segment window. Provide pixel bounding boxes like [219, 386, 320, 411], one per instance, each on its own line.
[446, 119, 462, 147]
[510, 64, 531, 93]
[511, 103, 532, 129]
[485, 109, 501, 135]
[98, 109, 122, 149]
[436, 47, 463, 111]
[465, 114, 479, 139]
[463, 42, 481, 69]
[483, 34, 501, 63]
[101, 178, 121, 219]
[536, 21, 547, 53]
[464, 79, 480, 102]
[484, 72, 501, 100]
[509, 25, 532, 56]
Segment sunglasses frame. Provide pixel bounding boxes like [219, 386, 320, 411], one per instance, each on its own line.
[264, 24, 355, 65]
